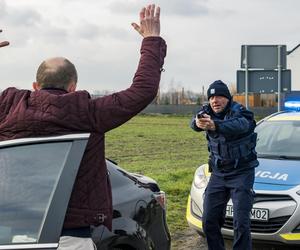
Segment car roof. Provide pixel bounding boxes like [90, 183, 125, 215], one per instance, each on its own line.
[0, 133, 90, 148]
[265, 111, 300, 121]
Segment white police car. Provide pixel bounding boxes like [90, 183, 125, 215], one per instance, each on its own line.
[186, 103, 300, 246]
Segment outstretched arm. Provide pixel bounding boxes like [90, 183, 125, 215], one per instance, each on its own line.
[0, 30, 9, 48]
[88, 4, 166, 133]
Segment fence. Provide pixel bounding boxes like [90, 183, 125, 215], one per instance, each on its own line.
[141, 104, 277, 117]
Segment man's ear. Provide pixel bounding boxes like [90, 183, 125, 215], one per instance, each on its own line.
[32, 82, 42, 91]
[67, 82, 77, 93]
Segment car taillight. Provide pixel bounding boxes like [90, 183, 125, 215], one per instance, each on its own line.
[153, 191, 166, 210]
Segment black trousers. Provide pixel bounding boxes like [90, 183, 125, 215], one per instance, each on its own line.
[202, 170, 255, 250]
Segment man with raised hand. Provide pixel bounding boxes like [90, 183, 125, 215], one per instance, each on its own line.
[0, 4, 166, 250]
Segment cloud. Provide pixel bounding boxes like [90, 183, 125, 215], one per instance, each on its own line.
[108, 0, 209, 17]
[73, 22, 131, 41]
[1, 0, 138, 50]
[38, 25, 69, 44]
[0, 0, 7, 16]
[9, 8, 41, 26]
[0, 0, 41, 27]
[161, 0, 209, 16]
[0, 0, 43, 47]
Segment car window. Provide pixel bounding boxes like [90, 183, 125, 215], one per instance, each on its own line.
[0, 142, 72, 245]
[255, 120, 300, 157]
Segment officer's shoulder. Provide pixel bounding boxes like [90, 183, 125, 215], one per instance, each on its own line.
[231, 101, 247, 112]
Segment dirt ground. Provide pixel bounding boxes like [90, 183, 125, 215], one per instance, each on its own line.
[171, 228, 300, 250]
[171, 228, 206, 250]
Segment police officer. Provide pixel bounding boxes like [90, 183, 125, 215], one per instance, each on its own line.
[191, 80, 258, 250]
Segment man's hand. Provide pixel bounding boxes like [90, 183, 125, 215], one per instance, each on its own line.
[131, 4, 160, 38]
[0, 30, 9, 48]
[196, 114, 216, 131]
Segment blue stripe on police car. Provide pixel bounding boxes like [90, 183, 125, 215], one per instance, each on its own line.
[255, 158, 300, 186]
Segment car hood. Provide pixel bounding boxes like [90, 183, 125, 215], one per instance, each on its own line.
[254, 158, 300, 191]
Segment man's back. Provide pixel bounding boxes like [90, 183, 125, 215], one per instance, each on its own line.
[0, 36, 167, 230]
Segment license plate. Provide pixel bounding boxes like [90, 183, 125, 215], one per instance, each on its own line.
[226, 205, 269, 221]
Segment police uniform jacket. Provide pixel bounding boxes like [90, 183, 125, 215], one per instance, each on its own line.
[191, 99, 259, 176]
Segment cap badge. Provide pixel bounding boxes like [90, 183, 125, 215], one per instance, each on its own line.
[210, 88, 215, 94]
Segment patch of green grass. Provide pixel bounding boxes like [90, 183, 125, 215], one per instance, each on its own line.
[105, 114, 208, 235]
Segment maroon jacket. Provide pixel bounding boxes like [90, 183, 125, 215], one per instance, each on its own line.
[0, 37, 167, 230]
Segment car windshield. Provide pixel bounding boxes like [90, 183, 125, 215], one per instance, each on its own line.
[255, 119, 300, 159]
[0, 142, 71, 245]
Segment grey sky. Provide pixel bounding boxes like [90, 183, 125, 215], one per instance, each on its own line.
[0, 0, 299, 93]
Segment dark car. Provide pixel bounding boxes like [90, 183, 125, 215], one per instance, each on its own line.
[0, 134, 170, 250]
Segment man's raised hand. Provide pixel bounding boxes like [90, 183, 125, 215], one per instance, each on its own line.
[0, 30, 9, 48]
[131, 4, 160, 38]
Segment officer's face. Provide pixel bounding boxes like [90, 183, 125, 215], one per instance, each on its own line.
[209, 96, 229, 113]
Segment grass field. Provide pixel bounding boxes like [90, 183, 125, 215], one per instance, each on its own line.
[105, 114, 208, 235]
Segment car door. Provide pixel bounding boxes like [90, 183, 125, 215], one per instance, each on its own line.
[0, 134, 89, 250]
